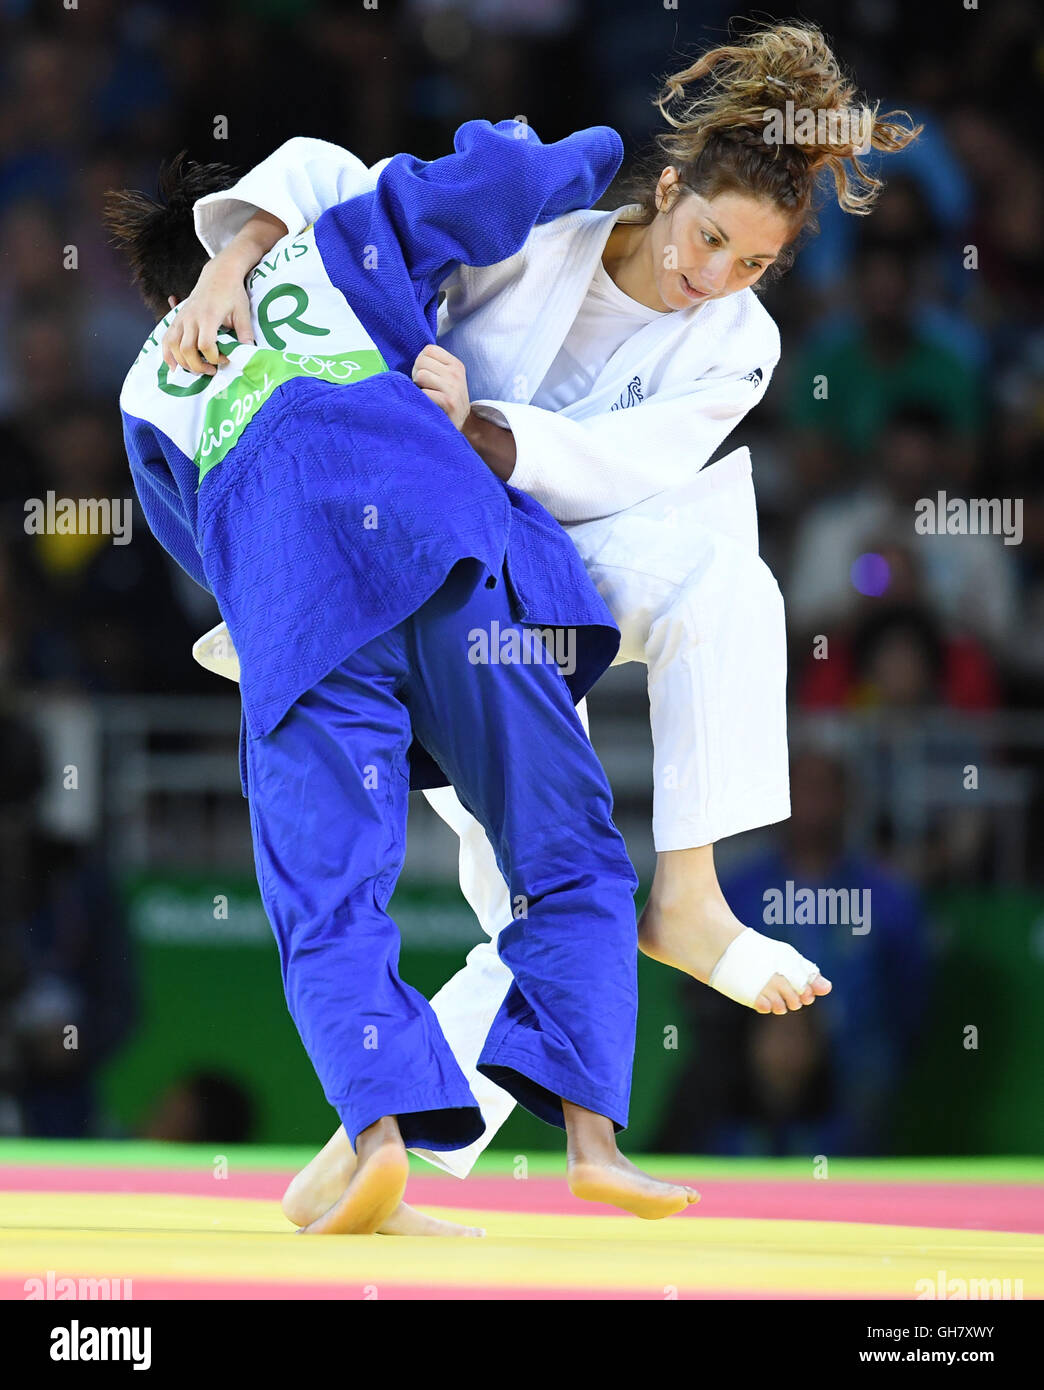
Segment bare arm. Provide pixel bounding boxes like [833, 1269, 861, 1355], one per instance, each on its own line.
[161, 209, 287, 375]
[412, 344, 517, 481]
[462, 411, 517, 481]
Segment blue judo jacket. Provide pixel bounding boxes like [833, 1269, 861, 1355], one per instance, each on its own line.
[119, 120, 624, 786]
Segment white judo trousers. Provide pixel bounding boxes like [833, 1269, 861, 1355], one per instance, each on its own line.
[411, 445, 790, 1176]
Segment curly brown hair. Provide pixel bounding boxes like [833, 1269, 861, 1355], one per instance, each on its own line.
[621, 19, 923, 282]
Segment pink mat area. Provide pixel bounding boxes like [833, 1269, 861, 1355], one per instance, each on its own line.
[1, 1165, 1041, 1234]
[1, 1276, 882, 1300]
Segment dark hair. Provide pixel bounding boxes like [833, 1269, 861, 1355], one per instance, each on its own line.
[621, 20, 922, 286]
[102, 152, 238, 319]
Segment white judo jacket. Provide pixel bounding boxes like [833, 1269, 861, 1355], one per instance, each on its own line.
[442, 212, 780, 526]
[194, 136, 781, 535]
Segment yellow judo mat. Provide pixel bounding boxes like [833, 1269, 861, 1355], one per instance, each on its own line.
[2, 1144, 1041, 1299]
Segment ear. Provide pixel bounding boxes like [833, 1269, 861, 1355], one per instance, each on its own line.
[168, 295, 179, 309]
[656, 166, 681, 214]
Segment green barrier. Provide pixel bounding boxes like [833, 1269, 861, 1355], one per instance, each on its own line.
[98, 873, 1044, 1153]
[894, 888, 1044, 1155]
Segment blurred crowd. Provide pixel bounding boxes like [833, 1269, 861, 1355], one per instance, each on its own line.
[0, 0, 1040, 1149]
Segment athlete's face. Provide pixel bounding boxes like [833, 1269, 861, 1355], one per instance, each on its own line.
[648, 171, 793, 310]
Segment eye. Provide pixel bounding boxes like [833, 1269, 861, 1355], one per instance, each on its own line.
[701, 230, 720, 247]
[743, 260, 763, 271]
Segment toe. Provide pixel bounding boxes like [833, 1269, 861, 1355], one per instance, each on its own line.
[763, 989, 787, 1016]
[775, 976, 803, 1011]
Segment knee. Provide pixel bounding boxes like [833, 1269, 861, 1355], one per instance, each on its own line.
[509, 832, 638, 904]
[667, 542, 785, 643]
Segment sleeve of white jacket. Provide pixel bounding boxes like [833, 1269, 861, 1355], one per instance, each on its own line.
[193, 137, 393, 256]
[470, 362, 777, 524]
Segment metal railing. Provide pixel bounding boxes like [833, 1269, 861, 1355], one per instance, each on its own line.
[18, 679, 1044, 886]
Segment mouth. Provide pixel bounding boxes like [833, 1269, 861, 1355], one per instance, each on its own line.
[681, 274, 710, 300]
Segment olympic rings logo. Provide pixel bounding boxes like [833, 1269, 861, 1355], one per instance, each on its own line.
[283, 353, 362, 381]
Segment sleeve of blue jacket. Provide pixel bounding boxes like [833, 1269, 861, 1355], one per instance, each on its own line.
[122, 413, 212, 593]
[317, 119, 624, 308]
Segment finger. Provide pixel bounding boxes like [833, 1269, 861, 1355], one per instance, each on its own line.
[418, 385, 449, 404]
[169, 333, 189, 374]
[413, 344, 459, 375]
[420, 343, 460, 366]
[419, 387, 453, 416]
[172, 320, 200, 374]
[210, 333, 231, 367]
[183, 342, 216, 376]
[412, 368, 445, 390]
[232, 302, 254, 347]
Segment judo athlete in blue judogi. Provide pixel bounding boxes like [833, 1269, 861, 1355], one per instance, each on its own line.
[109, 121, 699, 1229]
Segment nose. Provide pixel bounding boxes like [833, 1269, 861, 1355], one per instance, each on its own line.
[702, 252, 731, 292]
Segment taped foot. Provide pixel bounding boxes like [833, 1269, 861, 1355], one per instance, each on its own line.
[709, 927, 831, 1013]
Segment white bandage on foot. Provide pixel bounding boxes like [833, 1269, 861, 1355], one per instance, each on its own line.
[707, 927, 820, 1009]
[192, 621, 240, 682]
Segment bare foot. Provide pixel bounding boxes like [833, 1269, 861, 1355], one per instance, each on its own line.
[639, 889, 832, 1015]
[282, 1126, 354, 1227]
[283, 1125, 483, 1236]
[378, 1203, 485, 1238]
[563, 1100, 698, 1220]
[296, 1117, 408, 1235]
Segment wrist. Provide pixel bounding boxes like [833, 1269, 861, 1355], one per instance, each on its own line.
[221, 211, 288, 276]
[462, 408, 516, 481]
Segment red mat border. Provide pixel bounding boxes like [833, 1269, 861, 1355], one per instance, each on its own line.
[2, 1167, 1041, 1234]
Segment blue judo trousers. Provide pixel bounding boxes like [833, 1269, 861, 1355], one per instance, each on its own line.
[247, 553, 639, 1150]
[120, 119, 640, 1151]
